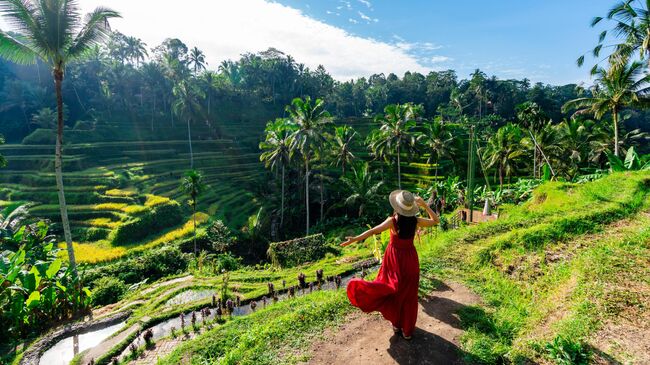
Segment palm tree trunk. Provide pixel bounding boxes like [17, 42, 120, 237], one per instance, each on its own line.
[54, 67, 77, 278]
[320, 174, 324, 222]
[397, 143, 402, 189]
[187, 119, 194, 168]
[151, 92, 155, 133]
[533, 145, 537, 179]
[305, 159, 310, 235]
[434, 158, 439, 180]
[281, 165, 285, 227]
[499, 164, 504, 188]
[193, 202, 197, 255]
[612, 106, 619, 157]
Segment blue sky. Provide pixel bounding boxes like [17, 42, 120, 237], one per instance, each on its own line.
[0, 0, 614, 85]
[276, 0, 612, 84]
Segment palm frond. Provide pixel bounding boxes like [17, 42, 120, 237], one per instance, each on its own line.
[0, 30, 36, 63]
[68, 6, 120, 59]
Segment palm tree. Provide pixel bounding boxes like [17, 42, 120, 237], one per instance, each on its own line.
[125, 36, 147, 66]
[0, 133, 5, 169]
[417, 119, 454, 179]
[562, 60, 650, 157]
[181, 169, 204, 255]
[188, 47, 206, 75]
[219, 60, 243, 89]
[173, 81, 204, 168]
[200, 71, 218, 120]
[581, 0, 650, 68]
[482, 123, 526, 188]
[260, 119, 295, 227]
[331, 125, 357, 175]
[368, 103, 420, 189]
[341, 163, 384, 217]
[0, 0, 119, 276]
[287, 96, 332, 235]
[522, 121, 562, 179]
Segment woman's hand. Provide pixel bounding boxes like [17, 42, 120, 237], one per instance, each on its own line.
[340, 236, 356, 246]
[415, 196, 428, 207]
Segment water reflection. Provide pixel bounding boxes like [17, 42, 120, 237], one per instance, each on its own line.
[38, 321, 126, 365]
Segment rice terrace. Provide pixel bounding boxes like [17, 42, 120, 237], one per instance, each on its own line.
[0, 0, 649, 364]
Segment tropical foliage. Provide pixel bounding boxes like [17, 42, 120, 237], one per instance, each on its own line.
[0, 220, 91, 339]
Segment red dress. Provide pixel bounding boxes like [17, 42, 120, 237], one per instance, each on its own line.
[347, 217, 420, 337]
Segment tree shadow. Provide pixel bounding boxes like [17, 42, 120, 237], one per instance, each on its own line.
[587, 345, 623, 365]
[420, 295, 464, 330]
[387, 328, 465, 365]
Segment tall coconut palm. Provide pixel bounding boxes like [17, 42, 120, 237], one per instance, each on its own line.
[125, 36, 147, 66]
[482, 123, 526, 188]
[181, 169, 204, 255]
[188, 46, 206, 75]
[173, 81, 204, 168]
[368, 103, 420, 189]
[581, 0, 650, 68]
[522, 121, 562, 179]
[417, 119, 454, 179]
[563, 60, 650, 157]
[0, 0, 119, 276]
[260, 119, 295, 227]
[0, 133, 5, 168]
[200, 70, 218, 120]
[341, 162, 384, 217]
[286, 96, 332, 235]
[331, 125, 357, 175]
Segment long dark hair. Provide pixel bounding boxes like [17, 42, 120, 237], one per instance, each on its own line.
[394, 213, 417, 239]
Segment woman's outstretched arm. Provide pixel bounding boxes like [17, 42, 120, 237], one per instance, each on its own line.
[415, 196, 439, 227]
[340, 217, 393, 246]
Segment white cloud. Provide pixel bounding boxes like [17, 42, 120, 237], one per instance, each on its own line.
[348, 18, 359, 24]
[358, 0, 372, 8]
[358, 11, 377, 23]
[430, 56, 452, 63]
[24, 0, 429, 80]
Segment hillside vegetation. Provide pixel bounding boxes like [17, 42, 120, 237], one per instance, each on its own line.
[149, 171, 649, 364]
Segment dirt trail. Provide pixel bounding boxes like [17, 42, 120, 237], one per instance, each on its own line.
[307, 281, 480, 365]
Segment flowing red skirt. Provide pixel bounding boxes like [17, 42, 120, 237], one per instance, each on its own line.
[347, 232, 420, 337]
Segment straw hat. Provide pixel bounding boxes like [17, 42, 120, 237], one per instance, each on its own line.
[389, 190, 420, 217]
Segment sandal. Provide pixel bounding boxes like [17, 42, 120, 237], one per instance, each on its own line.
[402, 334, 412, 341]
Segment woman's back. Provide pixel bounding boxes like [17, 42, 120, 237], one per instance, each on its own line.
[392, 214, 417, 239]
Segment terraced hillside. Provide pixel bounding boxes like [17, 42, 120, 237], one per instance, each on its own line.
[0, 138, 262, 263]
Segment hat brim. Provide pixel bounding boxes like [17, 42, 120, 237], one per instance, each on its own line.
[389, 190, 420, 217]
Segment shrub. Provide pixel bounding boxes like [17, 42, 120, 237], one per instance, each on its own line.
[267, 233, 327, 267]
[110, 201, 182, 245]
[213, 253, 241, 272]
[545, 336, 591, 365]
[85, 246, 189, 286]
[207, 220, 235, 253]
[91, 277, 127, 306]
[82, 227, 109, 241]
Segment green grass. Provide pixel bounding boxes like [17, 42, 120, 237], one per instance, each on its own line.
[158, 290, 351, 365]
[414, 171, 650, 363]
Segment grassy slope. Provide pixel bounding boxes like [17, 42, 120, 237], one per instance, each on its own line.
[153, 171, 649, 364]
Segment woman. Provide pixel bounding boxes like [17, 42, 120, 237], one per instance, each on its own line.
[341, 190, 439, 340]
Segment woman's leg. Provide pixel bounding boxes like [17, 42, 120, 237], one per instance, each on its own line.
[400, 276, 419, 337]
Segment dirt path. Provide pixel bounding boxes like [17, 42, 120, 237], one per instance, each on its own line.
[307, 281, 480, 365]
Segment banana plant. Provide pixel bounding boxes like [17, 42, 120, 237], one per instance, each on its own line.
[606, 147, 650, 171]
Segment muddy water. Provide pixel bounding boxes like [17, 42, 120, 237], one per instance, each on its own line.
[118, 267, 376, 360]
[38, 321, 126, 365]
[165, 289, 215, 307]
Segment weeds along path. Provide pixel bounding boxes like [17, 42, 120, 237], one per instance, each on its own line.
[306, 281, 480, 365]
[413, 177, 650, 363]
